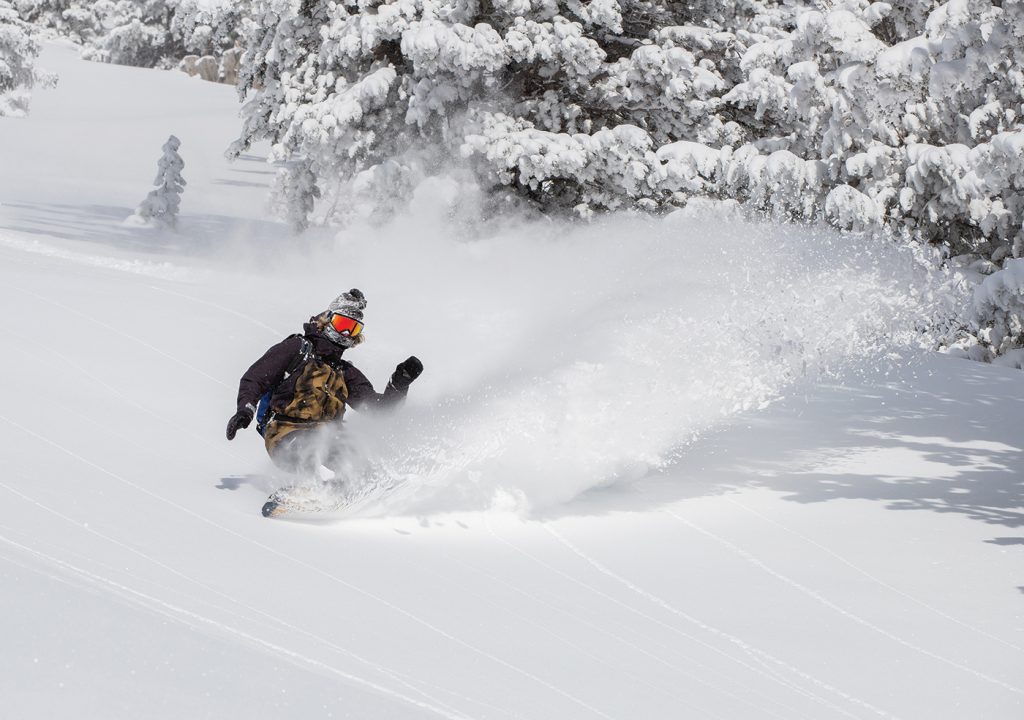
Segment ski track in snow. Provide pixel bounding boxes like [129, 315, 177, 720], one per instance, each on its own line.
[393, 547, 730, 720]
[443, 552, 760, 720]
[484, 517, 840, 720]
[663, 509, 1024, 697]
[147, 283, 285, 338]
[8, 248, 614, 720]
[4, 222, 1019, 717]
[14, 344, 254, 468]
[13, 282, 231, 389]
[0, 532, 472, 720]
[0, 414, 618, 720]
[0, 479, 499, 720]
[0, 234, 199, 282]
[541, 525, 900, 720]
[722, 497, 1024, 656]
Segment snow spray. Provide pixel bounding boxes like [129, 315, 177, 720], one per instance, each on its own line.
[284, 200, 956, 516]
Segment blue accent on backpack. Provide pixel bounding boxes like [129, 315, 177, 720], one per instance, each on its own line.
[254, 335, 314, 438]
[255, 391, 273, 437]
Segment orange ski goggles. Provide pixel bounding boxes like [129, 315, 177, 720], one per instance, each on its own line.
[329, 313, 363, 337]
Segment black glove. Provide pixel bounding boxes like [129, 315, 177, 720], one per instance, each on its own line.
[226, 408, 253, 440]
[391, 356, 423, 389]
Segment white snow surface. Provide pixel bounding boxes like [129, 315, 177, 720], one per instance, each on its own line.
[0, 44, 1022, 719]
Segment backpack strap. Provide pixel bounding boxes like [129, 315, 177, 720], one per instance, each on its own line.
[285, 334, 315, 375]
[256, 334, 316, 436]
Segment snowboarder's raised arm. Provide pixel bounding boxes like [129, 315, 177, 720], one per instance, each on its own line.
[344, 356, 423, 411]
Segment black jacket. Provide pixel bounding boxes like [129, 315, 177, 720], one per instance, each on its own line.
[235, 319, 406, 416]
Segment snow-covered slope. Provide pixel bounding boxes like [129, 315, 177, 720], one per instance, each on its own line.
[0, 44, 1022, 720]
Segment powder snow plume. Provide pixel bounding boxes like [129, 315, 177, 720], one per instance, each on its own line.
[259, 196, 955, 516]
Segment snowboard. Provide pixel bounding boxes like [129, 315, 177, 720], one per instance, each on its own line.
[261, 482, 353, 518]
[261, 471, 405, 518]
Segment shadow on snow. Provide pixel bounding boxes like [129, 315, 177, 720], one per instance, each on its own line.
[0, 200, 312, 262]
[553, 358, 1024, 541]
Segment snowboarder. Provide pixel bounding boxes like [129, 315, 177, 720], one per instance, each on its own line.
[225, 289, 423, 476]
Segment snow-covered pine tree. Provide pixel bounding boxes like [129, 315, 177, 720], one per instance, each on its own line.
[15, 0, 99, 45]
[0, 0, 48, 116]
[270, 158, 321, 233]
[227, 0, 1024, 264]
[227, 1, 332, 164]
[227, 0, 767, 220]
[17, 0, 254, 74]
[170, 0, 252, 69]
[81, 0, 188, 68]
[715, 0, 1024, 257]
[132, 134, 186, 228]
[171, 2, 219, 58]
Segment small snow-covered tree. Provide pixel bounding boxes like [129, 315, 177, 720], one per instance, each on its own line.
[1, 0, 49, 116]
[132, 134, 186, 228]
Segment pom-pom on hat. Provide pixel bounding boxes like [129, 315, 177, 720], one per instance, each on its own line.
[327, 288, 367, 322]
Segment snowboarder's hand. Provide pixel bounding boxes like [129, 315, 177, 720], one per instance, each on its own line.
[226, 408, 253, 440]
[391, 356, 423, 388]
